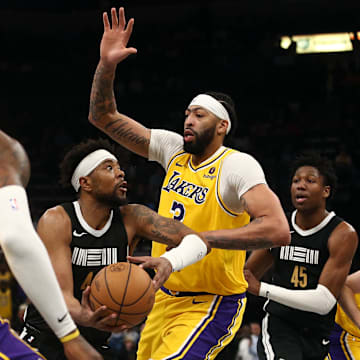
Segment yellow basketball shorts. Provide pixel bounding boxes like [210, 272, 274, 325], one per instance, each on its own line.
[326, 324, 360, 360]
[137, 287, 247, 360]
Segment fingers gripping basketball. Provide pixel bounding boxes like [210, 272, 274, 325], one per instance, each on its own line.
[89, 262, 155, 327]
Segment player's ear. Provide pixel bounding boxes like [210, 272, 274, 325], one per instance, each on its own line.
[323, 185, 330, 199]
[217, 119, 228, 135]
[79, 176, 92, 192]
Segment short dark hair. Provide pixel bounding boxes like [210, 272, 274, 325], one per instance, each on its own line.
[204, 91, 238, 138]
[59, 138, 120, 190]
[291, 152, 337, 199]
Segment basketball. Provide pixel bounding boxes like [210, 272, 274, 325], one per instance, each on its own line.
[89, 262, 155, 327]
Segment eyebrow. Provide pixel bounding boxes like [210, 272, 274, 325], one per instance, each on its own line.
[101, 159, 119, 166]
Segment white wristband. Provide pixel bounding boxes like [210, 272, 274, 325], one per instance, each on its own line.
[259, 282, 336, 315]
[161, 234, 207, 272]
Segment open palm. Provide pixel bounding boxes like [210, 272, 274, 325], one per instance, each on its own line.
[100, 7, 137, 65]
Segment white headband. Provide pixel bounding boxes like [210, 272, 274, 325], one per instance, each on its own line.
[189, 94, 231, 134]
[71, 149, 117, 192]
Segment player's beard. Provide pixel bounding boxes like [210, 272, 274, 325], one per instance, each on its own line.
[183, 124, 216, 155]
[96, 189, 128, 207]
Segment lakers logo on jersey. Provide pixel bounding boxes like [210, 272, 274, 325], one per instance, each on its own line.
[162, 171, 209, 204]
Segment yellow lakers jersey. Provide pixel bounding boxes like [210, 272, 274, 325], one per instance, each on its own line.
[335, 294, 360, 337]
[152, 148, 249, 295]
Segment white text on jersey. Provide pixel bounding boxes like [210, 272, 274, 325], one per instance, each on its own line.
[72, 247, 118, 266]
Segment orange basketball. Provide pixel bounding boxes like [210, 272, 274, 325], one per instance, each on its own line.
[89, 262, 155, 327]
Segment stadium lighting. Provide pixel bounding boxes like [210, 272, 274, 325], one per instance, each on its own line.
[280, 32, 357, 54]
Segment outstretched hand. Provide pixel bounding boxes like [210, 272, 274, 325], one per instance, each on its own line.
[100, 7, 137, 66]
[127, 255, 173, 291]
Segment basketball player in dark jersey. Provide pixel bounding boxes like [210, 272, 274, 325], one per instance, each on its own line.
[21, 138, 209, 360]
[0, 130, 102, 359]
[244, 153, 358, 360]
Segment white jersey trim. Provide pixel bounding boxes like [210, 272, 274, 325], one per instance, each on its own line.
[73, 201, 113, 238]
[149, 129, 267, 214]
[291, 210, 336, 237]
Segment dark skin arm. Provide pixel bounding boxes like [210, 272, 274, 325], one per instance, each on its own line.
[121, 204, 210, 290]
[202, 184, 290, 250]
[89, 8, 150, 158]
[245, 249, 274, 279]
[246, 221, 358, 300]
[338, 270, 360, 328]
[122, 204, 210, 250]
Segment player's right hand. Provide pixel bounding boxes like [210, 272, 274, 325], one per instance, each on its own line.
[100, 7, 137, 66]
[63, 334, 103, 360]
[79, 286, 129, 333]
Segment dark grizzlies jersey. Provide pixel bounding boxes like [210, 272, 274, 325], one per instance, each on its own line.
[265, 211, 343, 333]
[25, 201, 128, 345]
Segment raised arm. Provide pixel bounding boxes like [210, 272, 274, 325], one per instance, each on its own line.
[202, 184, 291, 250]
[88, 7, 150, 158]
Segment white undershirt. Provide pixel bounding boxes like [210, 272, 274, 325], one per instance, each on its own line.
[149, 129, 267, 213]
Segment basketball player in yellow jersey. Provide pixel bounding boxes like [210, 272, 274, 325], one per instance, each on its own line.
[88, 7, 290, 359]
[327, 270, 360, 359]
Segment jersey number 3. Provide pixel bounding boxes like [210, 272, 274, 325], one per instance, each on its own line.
[291, 265, 308, 288]
[170, 201, 185, 222]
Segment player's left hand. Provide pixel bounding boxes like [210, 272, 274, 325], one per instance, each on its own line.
[127, 255, 172, 291]
[244, 269, 261, 296]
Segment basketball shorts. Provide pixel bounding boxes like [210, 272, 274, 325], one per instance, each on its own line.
[326, 323, 360, 360]
[20, 323, 115, 360]
[258, 313, 330, 360]
[137, 287, 247, 360]
[0, 319, 45, 360]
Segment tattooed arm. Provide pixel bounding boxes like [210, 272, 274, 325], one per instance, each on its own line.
[121, 204, 210, 252]
[122, 204, 210, 290]
[202, 184, 290, 250]
[88, 7, 151, 158]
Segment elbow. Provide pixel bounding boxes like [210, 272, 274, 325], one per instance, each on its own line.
[272, 221, 291, 247]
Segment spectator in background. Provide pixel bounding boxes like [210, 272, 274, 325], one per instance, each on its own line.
[249, 322, 260, 359]
[236, 324, 255, 360]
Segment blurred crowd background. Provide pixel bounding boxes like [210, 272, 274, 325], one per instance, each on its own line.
[1, 1, 360, 358]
